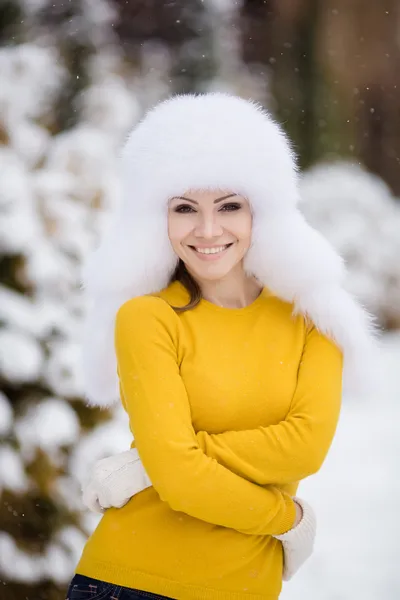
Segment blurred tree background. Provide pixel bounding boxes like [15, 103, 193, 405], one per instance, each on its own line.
[0, 1, 399, 599]
[240, 0, 400, 192]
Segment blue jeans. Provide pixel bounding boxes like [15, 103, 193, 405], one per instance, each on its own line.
[66, 574, 173, 599]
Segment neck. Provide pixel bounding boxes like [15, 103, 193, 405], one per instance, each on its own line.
[192, 266, 263, 309]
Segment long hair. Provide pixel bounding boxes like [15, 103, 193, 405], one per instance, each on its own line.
[169, 259, 202, 313]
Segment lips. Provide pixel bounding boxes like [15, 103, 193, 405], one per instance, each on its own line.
[190, 243, 233, 255]
[187, 242, 234, 260]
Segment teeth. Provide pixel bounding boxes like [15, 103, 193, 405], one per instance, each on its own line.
[195, 245, 229, 255]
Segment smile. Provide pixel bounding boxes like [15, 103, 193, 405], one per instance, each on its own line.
[188, 243, 234, 260]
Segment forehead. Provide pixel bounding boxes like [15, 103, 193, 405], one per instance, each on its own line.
[171, 189, 247, 202]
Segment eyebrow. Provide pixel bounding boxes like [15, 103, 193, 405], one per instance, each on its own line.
[172, 193, 238, 205]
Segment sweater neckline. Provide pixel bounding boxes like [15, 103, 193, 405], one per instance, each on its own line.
[169, 280, 269, 316]
[198, 286, 268, 315]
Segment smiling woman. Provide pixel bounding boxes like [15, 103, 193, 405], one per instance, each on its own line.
[167, 189, 259, 309]
[73, 93, 378, 600]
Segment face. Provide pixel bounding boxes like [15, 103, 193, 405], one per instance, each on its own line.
[168, 189, 252, 282]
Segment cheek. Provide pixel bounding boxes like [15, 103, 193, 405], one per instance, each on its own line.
[233, 213, 252, 244]
[168, 214, 191, 247]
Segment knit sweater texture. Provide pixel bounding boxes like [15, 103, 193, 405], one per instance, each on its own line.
[76, 280, 343, 599]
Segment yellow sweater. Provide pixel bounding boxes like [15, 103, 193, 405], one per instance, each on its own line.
[76, 281, 343, 600]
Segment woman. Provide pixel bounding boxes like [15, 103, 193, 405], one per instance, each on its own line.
[68, 94, 377, 600]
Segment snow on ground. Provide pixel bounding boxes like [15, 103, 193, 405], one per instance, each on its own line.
[280, 331, 400, 600]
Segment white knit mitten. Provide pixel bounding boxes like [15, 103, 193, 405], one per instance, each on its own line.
[82, 448, 152, 513]
[273, 497, 316, 581]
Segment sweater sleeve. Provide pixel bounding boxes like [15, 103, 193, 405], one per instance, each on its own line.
[196, 325, 343, 486]
[115, 296, 296, 536]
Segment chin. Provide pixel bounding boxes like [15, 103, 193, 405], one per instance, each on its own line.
[188, 262, 239, 283]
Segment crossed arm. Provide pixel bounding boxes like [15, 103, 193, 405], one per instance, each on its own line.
[196, 325, 343, 486]
[115, 297, 342, 537]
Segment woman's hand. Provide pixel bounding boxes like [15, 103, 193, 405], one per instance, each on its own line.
[273, 496, 316, 581]
[82, 450, 316, 582]
[82, 448, 151, 513]
[294, 498, 304, 527]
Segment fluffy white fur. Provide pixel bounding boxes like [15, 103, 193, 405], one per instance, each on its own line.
[81, 93, 380, 407]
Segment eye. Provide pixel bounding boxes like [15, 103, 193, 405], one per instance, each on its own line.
[219, 203, 242, 212]
[174, 204, 196, 213]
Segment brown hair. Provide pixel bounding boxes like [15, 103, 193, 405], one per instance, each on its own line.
[169, 259, 202, 313]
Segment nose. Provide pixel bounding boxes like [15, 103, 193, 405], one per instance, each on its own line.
[194, 212, 223, 239]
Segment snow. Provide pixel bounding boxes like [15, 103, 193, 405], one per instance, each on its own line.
[44, 341, 85, 398]
[0, 44, 65, 122]
[206, 0, 270, 103]
[0, 526, 87, 585]
[300, 163, 400, 328]
[0, 329, 44, 383]
[0, 286, 41, 336]
[15, 398, 81, 461]
[70, 410, 133, 486]
[80, 75, 141, 136]
[0, 285, 78, 342]
[0, 446, 29, 493]
[53, 475, 86, 513]
[0, 150, 43, 255]
[25, 241, 76, 294]
[45, 125, 119, 207]
[0, 391, 13, 435]
[0, 532, 43, 584]
[47, 527, 88, 584]
[0, 21, 144, 589]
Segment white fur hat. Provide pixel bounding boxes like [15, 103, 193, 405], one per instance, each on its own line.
[82, 92, 379, 407]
